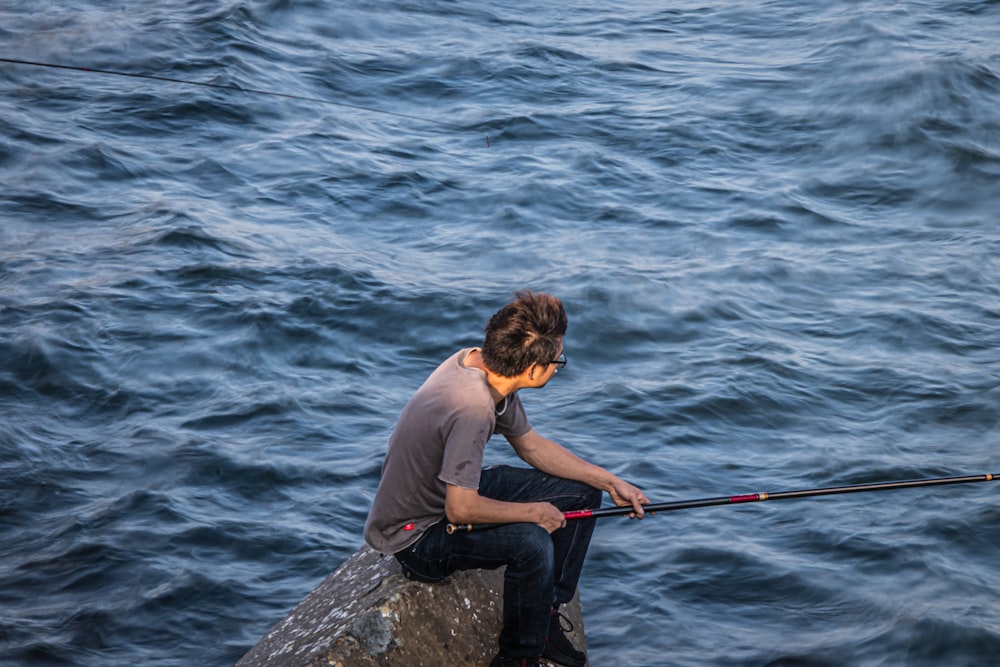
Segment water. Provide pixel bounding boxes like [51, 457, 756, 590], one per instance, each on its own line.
[2, 1, 998, 665]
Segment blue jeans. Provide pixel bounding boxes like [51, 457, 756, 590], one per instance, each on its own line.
[394, 465, 602, 659]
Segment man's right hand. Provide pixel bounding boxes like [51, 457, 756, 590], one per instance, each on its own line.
[535, 501, 567, 533]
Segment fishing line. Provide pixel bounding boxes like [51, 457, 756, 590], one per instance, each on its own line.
[0, 57, 491, 146]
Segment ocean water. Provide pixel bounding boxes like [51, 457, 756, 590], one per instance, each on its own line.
[2, 1, 999, 665]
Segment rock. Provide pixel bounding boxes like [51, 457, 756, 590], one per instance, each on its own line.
[237, 544, 587, 667]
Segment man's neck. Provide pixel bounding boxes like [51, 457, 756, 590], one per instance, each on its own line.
[462, 348, 521, 401]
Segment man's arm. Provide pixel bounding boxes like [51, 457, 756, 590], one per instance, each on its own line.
[506, 428, 649, 516]
[445, 483, 566, 533]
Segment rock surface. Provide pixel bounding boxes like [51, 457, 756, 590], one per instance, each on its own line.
[237, 544, 587, 667]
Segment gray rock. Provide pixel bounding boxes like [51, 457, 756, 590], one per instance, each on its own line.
[237, 544, 587, 667]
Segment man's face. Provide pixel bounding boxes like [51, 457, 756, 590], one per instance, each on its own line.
[530, 341, 565, 388]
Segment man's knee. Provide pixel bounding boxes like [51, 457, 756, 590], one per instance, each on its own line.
[582, 483, 602, 508]
[564, 480, 602, 510]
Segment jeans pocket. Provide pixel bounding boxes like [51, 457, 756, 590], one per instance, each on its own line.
[395, 548, 449, 583]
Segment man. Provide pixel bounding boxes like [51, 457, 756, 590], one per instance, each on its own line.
[365, 291, 649, 667]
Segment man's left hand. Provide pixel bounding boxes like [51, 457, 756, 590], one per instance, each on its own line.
[608, 478, 650, 519]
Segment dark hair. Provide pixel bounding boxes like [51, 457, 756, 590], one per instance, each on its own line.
[481, 291, 567, 377]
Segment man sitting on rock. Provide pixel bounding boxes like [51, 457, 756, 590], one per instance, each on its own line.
[364, 291, 648, 667]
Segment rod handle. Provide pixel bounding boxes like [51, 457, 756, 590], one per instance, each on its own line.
[446, 522, 504, 534]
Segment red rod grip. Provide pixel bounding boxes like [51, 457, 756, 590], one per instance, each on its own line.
[729, 493, 763, 504]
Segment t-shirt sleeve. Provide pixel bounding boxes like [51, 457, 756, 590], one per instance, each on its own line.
[438, 404, 491, 490]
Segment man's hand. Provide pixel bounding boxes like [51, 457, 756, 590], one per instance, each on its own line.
[535, 501, 568, 534]
[608, 478, 650, 519]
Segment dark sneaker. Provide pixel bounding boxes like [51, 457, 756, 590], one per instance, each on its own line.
[543, 608, 587, 667]
[490, 654, 542, 667]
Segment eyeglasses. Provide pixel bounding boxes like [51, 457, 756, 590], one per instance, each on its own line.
[550, 353, 567, 371]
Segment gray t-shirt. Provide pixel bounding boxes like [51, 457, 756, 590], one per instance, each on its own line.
[364, 348, 532, 554]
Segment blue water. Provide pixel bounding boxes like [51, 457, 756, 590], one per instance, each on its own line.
[2, 1, 999, 665]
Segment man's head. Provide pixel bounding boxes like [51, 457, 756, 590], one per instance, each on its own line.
[481, 291, 567, 378]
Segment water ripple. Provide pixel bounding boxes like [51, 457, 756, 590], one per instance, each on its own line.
[2, 1, 1000, 665]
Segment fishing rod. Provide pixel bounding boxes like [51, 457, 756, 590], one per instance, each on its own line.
[0, 57, 490, 145]
[446, 472, 998, 534]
